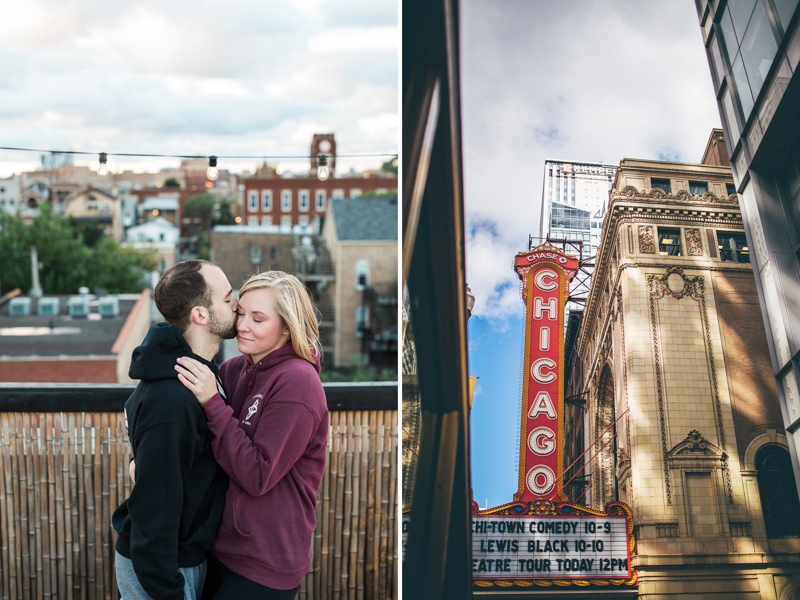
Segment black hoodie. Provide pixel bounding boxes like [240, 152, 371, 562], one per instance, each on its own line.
[112, 322, 228, 600]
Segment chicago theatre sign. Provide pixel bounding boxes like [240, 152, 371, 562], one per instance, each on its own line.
[402, 242, 636, 590]
[469, 243, 636, 590]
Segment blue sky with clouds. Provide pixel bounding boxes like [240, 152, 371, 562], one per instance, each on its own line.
[0, 0, 397, 177]
[460, 0, 722, 508]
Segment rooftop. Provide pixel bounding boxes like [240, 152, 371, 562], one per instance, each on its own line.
[331, 196, 398, 241]
[0, 293, 143, 358]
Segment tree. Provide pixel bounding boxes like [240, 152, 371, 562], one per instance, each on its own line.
[164, 177, 181, 188]
[0, 204, 156, 295]
[381, 157, 398, 174]
[68, 216, 106, 248]
[184, 193, 217, 232]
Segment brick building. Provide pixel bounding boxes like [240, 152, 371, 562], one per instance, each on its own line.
[323, 196, 398, 368]
[242, 175, 397, 230]
[0, 290, 152, 384]
[564, 132, 800, 598]
[210, 225, 335, 362]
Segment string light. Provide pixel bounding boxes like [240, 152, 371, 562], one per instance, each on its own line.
[207, 156, 218, 180]
[0, 145, 396, 161]
[98, 153, 108, 178]
[317, 154, 329, 181]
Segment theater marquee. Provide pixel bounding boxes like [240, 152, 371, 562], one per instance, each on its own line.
[470, 500, 636, 587]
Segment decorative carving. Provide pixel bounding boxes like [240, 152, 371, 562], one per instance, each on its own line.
[647, 187, 667, 199]
[656, 523, 680, 538]
[638, 225, 655, 254]
[667, 430, 724, 457]
[736, 152, 747, 181]
[730, 522, 751, 537]
[647, 267, 704, 301]
[685, 228, 703, 257]
[609, 186, 737, 205]
[648, 285, 672, 504]
[621, 185, 639, 196]
[748, 122, 763, 153]
[616, 447, 631, 483]
[761, 77, 790, 132]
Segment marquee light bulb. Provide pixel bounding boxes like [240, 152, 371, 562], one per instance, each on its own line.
[207, 156, 219, 181]
[317, 154, 329, 181]
[98, 153, 108, 178]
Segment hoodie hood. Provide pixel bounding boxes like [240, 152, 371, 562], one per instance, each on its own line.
[129, 322, 218, 382]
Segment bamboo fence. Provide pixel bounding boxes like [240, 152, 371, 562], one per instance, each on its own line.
[0, 409, 397, 600]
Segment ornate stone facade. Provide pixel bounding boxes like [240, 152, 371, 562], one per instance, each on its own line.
[564, 148, 800, 598]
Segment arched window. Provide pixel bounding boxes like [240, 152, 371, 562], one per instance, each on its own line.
[756, 446, 800, 537]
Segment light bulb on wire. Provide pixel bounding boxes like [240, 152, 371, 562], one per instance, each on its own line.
[98, 153, 108, 178]
[207, 156, 219, 181]
[317, 154, 329, 181]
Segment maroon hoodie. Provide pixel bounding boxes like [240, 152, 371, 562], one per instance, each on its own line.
[201, 344, 328, 590]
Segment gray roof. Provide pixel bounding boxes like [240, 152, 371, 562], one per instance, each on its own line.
[0, 295, 139, 357]
[331, 197, 398, 241]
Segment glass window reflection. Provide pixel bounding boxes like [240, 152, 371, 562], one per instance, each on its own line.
[740, 0, 778, 101]
[732, 53, 755, 118]
[719, 8, 740, 59]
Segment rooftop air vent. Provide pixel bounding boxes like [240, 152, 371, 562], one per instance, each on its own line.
[9, 297, 32, 317]
[38, 297, 61, 317]
[68, 296, 90, 318]
[98, 296, 120, 318]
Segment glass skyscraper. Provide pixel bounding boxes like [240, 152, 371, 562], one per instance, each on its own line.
[695, 0, 800, 495]
[539, 160, 617, 257]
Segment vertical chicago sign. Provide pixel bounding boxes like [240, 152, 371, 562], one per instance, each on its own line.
[513, 243, 578, 502]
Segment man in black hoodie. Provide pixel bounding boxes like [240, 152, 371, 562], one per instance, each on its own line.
[112, 260, 237, 600]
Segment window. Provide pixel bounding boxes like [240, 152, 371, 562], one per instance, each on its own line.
[549, 202, 590, 230]
[332, 189, 345, 200]
[159, 233, 165, 241]
[726, 183, 736, 196]
[271, 247, 278, 260]
[248, 190, 258, 212]
[87, 204, 98, 212]
[355, 306, 369, 337]
[261, 190, 272, 211]
[261, 216, 272, 226]
[251, 246, 261, 264]
[350, 189, 362, 198]
[651, 178, 671, 193]
[355, 259, 370, 290]
[718, 231, 750, 262]
[299, 216, 309, 227]
[281, 216, 292, 227]
[281, 190, 291, 211]
[689, 181, 708, 196]
[248, 217, 258, 227]
[315, 190, 326, 211]
[658, 228, 682, 256]
[299, 189, 310, 211]
[756, 446, 800, 537]
[719, 0, 779, 119]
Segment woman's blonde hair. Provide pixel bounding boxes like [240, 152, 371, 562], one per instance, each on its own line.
[239, 271, 321, 365]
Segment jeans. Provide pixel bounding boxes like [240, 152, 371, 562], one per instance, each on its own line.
[115, 551, 207, 600]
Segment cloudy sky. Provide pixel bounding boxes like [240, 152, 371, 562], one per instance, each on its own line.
[0, 0, 398, 177]
[460, 0, 722, 507]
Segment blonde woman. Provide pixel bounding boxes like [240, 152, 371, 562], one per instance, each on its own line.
[174, 271, 328, 600]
